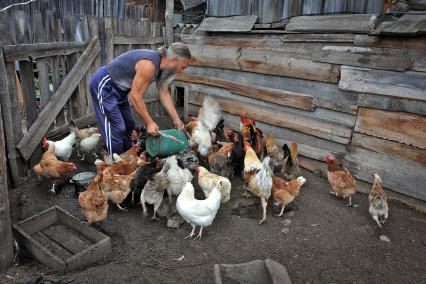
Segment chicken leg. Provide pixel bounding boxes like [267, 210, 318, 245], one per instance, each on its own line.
[50, 183, 56, 194]
[372, 215, 382, 228]
[277, 205, 286, 217]
[259, 197, 268, 224]
[184, 225, 196, 240]
[194, 227, 203, 240]
[117, 204, 128, 211]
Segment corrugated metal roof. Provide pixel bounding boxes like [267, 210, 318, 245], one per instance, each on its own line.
[207, 0, 384, 24]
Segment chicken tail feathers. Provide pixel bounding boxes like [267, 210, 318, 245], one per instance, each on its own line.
[198, 96, 222, 131]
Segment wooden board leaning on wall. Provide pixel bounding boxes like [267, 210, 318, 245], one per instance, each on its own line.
[355, 107, 426, 149]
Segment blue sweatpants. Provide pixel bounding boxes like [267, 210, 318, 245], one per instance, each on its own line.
[89, 68, 135, 156]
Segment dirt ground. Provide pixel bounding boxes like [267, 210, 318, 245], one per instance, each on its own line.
[1, 153, 426, 284]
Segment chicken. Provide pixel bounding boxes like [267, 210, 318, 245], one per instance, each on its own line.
[69, 120, 98, 157]
[140, 162, 170, 220]
[281, 142, 301, 181]
[263, 133, 284, 173]
[176, 182, 221, 240]
[324, 155, 357, 207]
[176, 148, 199, 170]
[42, 132, 76, 161]
[212, 119, 227, 143]
[189, 96, 222, 156]
[128, 159, 163, 207]
[79, 133, 102, 161]
[185, 115, 198, 136]
[165, 155, 193, 200]
[79, 174, 108, 223]
[243, 141, 273, 224]
[229, 131, 244, 177]
[272, 176, 306, 216]
[207, 142, 234, 179]
[197, 166, 231, 204]
[96, 145, 141, 176]
[369, 173, 389, 228]
[34, 141, 77, 193]
[101, 167, 138, 211]
[240, 115, 264, 158]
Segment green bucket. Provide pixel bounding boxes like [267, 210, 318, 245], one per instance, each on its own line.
[145, 129, 189, 157]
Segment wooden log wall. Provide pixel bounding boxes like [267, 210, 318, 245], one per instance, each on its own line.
[173, 14, 426, 201]
[0, 1, 166, 187]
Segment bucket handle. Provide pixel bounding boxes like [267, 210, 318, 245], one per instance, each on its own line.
[158, 131, 185, 144]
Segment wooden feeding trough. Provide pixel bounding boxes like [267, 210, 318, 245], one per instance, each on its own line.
[13, 206, 111, 271]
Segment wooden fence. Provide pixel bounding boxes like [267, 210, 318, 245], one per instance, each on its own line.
[0, 1, 166, 188]
[173, 14, 426, 201]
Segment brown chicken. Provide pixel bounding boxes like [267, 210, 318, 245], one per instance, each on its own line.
[185, 115, 198, 136]
[101, 168, 138, 211]
[272, 176, 306, 216]
[324, 156, 357, 207]
[263, 133, 284, 173]
[96, 146, 141, 176]
[240, 115, 264, 158]
[243, 141, 273, 224]
[281, 142, 301, 180]
[79, 174, 108, 223]
[369, 173, 389, 228]
[207, 142, 234, 178]
[33, 141, 77, 193]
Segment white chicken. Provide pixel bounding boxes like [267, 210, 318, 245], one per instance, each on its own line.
[79, 133, 102, 161]
[190, 96, 222, 156]
[42, 132, 76, 161]
[197, 166, 231, 204]
[165, 155, 193, 201]
[176, 182, 221, 240]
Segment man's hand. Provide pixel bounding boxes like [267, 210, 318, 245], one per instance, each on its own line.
[146, 121, 160, 136]
[174, 118, 185, 130]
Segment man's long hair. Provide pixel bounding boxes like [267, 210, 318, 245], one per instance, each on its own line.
[158, 42, 191, 60]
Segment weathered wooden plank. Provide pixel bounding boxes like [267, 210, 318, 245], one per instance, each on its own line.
[352, 132, 426, 166]
[112, 36, 164, 45]
[0, 104, 14, 269]
[378, 14, 426, 36]
[409, 0, 426, 10]
[345, 147, 426, 201]
[357, 93, 426, 116]
[354, 35, 426, 51]
[312, 49, 413, 71]
[188, 44, 340, 83]
[182, 82, 356, 127]
[198, 16, 258, 32]
[16, 38, 101, 161]
[339, 66, 426, 101]
[355, 107, 426, 149]
[2, 42, 89, 62]
[104, 17, 114, 63]
[185, 66, 358, 115]
[286, 14, 377, 34]
[175, 73, 315, 111]
[18, 61, 38, 129]
[165, 0, 174, 46]
[188, 90, 352, 144]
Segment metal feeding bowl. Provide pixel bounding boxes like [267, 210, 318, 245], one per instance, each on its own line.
[70, 172, 96, 187]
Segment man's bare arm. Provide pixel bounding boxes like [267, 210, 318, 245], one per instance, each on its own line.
[129, 60, 159, 134]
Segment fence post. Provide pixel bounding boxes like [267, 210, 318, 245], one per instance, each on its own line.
[104, 17, 114, 63]
[0, 100, 14, 270]
[165, 0, 174, 46]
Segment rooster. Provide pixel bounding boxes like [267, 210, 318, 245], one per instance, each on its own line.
[176, 182, 221, 240]
[240, 115, 264, 158]
[189, 96, 222, 156]
[369, 173, 389, 228]
[281, 142, 301, 181]
[243, 141, 273, 224]
[229, 131, 244, 177]
[42, 132, 76, 161]
[79, 174, 108, 223]
[34, 141, 77, 193]
[324, 156, 357, 207]
[272, 176, 306, 216]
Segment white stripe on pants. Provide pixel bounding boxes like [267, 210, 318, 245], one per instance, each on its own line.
[97, 75, 112, 156]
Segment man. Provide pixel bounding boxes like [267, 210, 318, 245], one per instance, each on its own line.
[89, 42, 191, 156]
